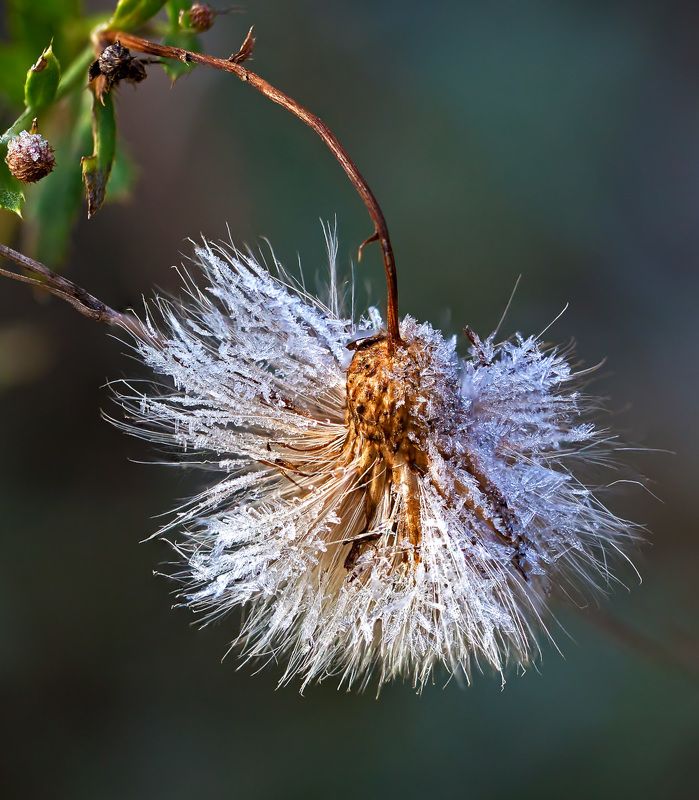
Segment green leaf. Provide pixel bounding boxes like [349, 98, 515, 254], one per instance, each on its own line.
[108, 0, 167, 31]
[160, 2, 200, 82]
[55, 45, 94, 102]
[81, 91, 116, 218]
[161, 29, 200, 82]
[0, 43, 34, 107]
[166, 0, 192, 26]
[0, 110, 31, 216]
[24, 43, 61, 113]
[7, 0, 82, 68]
[28, 91, 92, 264]
[106, 142, 137, 203]
[0, 160, 25, 216]
[7, 1, 81, 46]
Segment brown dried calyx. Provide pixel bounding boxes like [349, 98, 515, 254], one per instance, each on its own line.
[343, 335, 428, 570]
[88, 41, 149, 100]
[5, 129, 55, 183]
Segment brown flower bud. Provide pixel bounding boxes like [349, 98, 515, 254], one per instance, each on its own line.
[188, 3, 216, 32]
[5, 130, 55, 183]
[94, 41, 146, 85]
[99, 42, 129, 79]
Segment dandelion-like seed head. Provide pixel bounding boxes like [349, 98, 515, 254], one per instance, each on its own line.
[116, 228, 637, 692]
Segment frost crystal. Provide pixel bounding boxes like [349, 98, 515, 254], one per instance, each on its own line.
[115, 230, 637, 692]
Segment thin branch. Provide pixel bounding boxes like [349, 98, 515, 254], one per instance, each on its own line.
[0, 243, 152, 342]
[586, 609, 699, 682]
[99, 28, 402, 345]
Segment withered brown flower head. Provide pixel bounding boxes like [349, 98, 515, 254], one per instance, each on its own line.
[88, 41, 147, 99]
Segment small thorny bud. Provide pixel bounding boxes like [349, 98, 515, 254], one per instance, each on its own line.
[88, 41, 148, 99]
[182, 3, 216, 32]
[5, 129, 55, 183]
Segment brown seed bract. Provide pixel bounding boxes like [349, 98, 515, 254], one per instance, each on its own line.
[342, 333, 533, 582]
[343, 336, 428, 569]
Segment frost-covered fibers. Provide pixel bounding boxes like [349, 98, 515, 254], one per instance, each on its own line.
[115, 233, 638, 692]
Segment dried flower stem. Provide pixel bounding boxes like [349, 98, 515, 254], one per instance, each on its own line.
[0, 242, 150, 341]
[99, 28, 402, 345]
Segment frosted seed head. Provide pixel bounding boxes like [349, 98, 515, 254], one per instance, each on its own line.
[114, 231, 641, 693]
[5, 130, 55, 183]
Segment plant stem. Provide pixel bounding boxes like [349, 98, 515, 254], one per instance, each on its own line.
[57, 46, 96, 101]
[0, 243, 152, 343]
[100, 28, 402, 345]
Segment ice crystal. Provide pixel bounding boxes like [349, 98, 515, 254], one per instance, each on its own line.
[115, 228, 638, 692]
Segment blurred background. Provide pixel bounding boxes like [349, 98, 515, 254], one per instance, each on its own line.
[1, 1, 698, 798]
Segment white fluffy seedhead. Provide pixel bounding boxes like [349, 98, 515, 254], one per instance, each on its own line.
[114, 229, 639, 692]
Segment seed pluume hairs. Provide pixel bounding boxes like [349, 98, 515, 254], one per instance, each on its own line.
[112, 227, 639, 692]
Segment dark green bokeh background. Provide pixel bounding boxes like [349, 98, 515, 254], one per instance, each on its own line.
[1, 1, 697, 798]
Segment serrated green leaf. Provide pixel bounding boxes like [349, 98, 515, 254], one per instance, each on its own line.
[161, 30, 200, 81]
[108, 0, 167, 31]
[24, 43, 61, 113]
[81, 91, 116, 218]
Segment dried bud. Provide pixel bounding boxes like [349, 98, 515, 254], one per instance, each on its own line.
[183, 3, 216, 32]
[88, 41, 147, 99]
[5, 130, 55, 183]
[98, 42, 134, 81]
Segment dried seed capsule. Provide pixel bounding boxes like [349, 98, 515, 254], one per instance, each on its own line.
[186, 3, 216, 32]
[99, 42, 134, 82]
[5, 130, 55, 183]
[88, 41, 147, 95]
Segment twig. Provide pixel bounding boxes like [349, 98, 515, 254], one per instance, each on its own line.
[0, 243, 152, 342]
[99, 27, 402, 345]
[586, 609, 699, 682]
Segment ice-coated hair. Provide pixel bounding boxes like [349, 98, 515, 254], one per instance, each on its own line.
[113, 228, 639, 692]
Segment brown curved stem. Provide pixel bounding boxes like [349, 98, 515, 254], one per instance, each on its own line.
[0, 243, 153, 343]
[100, 28, 402, 345]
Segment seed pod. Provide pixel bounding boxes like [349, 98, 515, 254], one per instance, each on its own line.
[98, 41, 133, 82]
[5, 130, 55, 183]
[88, 41, 147, 100]
[185, 3, 216, 32]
